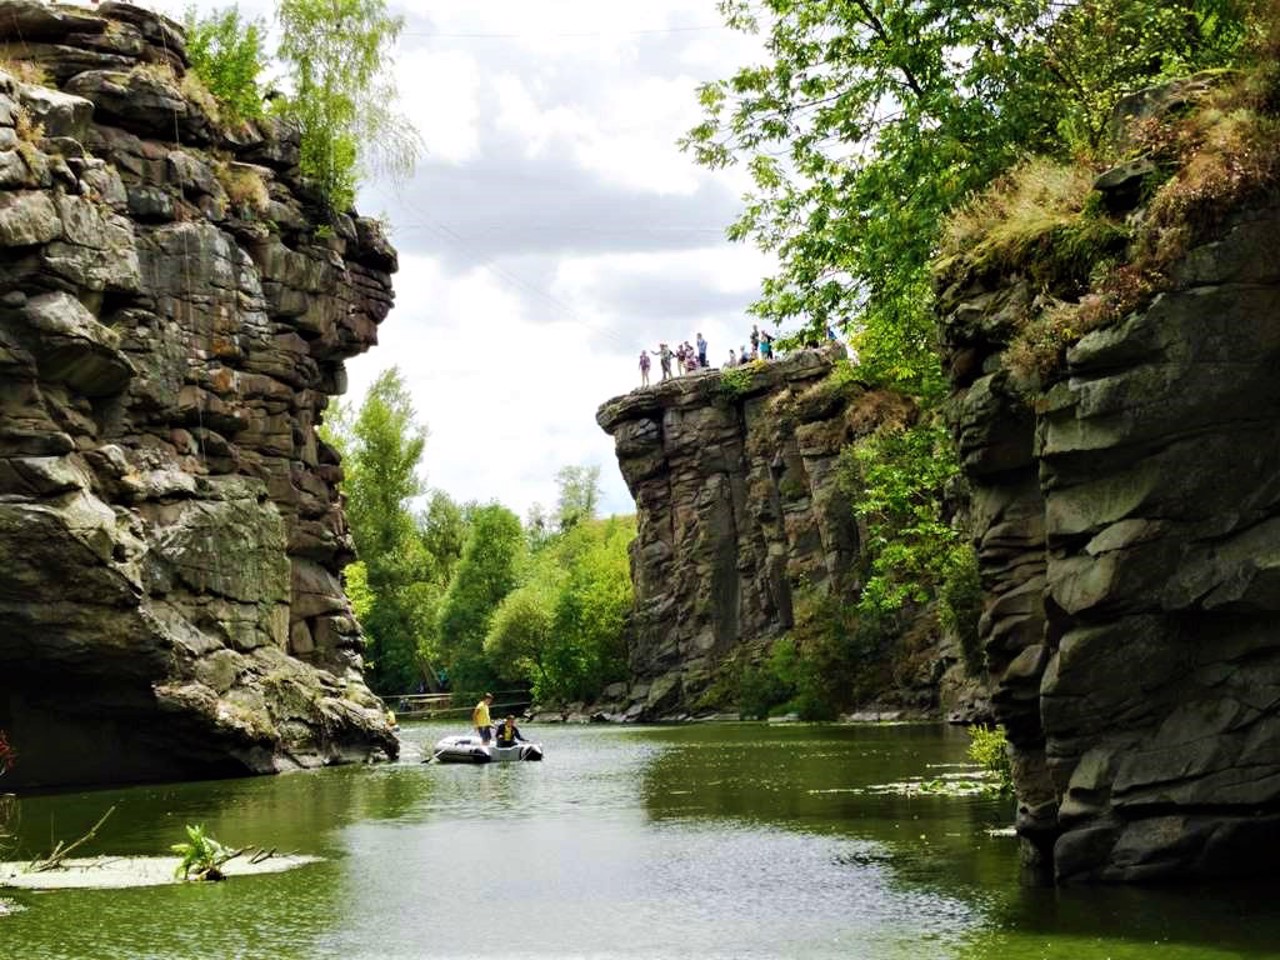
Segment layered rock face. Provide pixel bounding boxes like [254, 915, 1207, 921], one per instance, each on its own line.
[598, 347, 968, 718]
[941, 203, 1280, 882]
[0, 1, 398, 788]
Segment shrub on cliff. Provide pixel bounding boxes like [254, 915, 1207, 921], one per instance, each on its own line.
[952, 67, 1280, 381]
[184, 6, 267, 123]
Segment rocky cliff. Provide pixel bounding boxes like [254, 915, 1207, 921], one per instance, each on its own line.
[940, 189, 1280, 880]
[597, 347, 980, 719]
[0, 1, 398, 789]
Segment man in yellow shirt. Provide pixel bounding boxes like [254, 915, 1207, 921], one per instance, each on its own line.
[472, 692, 494, 744]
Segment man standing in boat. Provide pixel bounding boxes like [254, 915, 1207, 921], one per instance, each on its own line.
[473, 692, 495, 744]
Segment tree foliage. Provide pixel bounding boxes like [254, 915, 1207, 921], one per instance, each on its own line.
[183, 5, 267, 122]
[436, 503, 526, 696]
[276, 0, 420, 209]
[182, 1, 420, 209]
[684, 0, 1259, 397]
[554, 464, 601, 532]
[329, 368, 430, 693]
[484, 515, 634, 704]
[843, 417, 964, 615]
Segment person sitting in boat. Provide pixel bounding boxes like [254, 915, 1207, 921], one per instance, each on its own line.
[494, 715, 528, 748]
[473, 693, 495, 743]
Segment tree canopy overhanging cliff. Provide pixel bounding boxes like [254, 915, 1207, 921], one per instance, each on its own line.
[684, 0, 1267, 397]
[184, 0, 420, 209]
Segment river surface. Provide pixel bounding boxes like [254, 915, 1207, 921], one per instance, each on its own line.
[2, 721, 1278, 959]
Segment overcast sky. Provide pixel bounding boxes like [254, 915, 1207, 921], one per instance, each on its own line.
[140, 0, 770, 519]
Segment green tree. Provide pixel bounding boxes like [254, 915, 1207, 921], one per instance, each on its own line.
[554, 464, 602, 532]
[484, 515, 634, 704]
[334, 368, 429, 693]
[275, 0, 421, 209]
[436, 504, 525, 695]
[183, 5, 267, 122]
[419, 490, 469, 589]
[684, 0, 1256, 397]
[484, 582, 558, 689]
[845, 418, 963, 615]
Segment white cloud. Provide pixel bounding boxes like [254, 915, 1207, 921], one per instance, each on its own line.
[132, 0, 771, 521]
[344, 254, 636, 518]
[397, 49, 482, 164]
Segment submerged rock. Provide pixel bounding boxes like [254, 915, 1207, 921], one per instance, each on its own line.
[0, 854, 321, 890]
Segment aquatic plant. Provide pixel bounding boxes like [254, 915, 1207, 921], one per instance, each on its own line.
[967, 725, 1014, 796]
[172, 824, 238, 882]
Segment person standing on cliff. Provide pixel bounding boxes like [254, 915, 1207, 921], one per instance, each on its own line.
[696, 332, 708, 368]
[656, 343, 673, 380]
[473, 692, 494, 744]
[760, 328, 774, 360]
[639, 350, 651, 387]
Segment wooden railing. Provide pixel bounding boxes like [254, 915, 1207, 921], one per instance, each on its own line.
[388, 690, 532, 721]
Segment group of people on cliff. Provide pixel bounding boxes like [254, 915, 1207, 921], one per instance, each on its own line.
[638, 326, 777, 387]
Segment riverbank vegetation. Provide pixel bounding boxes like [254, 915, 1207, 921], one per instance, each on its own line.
[325, 370, 634, 706]
[686, 0, 1279, 717]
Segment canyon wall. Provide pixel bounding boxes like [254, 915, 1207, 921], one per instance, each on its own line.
[597, 347, 981, 720]
[939, 197, 1280, 882]
[0, 1, 398, 788]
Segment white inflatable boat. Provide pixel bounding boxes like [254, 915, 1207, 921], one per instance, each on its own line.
[430, 734, 544, 764]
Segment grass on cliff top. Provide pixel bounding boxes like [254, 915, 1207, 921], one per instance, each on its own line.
[939, 60, 1280, 384]
[936, 158, 1126, 292]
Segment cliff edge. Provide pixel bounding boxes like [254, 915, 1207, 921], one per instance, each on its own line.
[598, 347, 983, 719]
[940, 95, 1280, 880]
[0, 0, 398, 788]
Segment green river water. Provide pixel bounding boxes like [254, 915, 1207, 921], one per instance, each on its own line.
[2, 721, 1277, 959]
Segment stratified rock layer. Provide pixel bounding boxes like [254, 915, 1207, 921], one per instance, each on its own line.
[940, 202, 1280, 882]
[598, 347, 977, 718]
[0, 1, 398, 788]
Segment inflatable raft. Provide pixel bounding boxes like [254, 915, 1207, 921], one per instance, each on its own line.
[430, 734, 544, 764]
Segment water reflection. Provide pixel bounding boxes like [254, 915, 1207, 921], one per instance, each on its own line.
[2, 722, 1279, 959]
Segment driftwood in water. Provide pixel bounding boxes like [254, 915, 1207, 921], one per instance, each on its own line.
[28, 806, 116, 873]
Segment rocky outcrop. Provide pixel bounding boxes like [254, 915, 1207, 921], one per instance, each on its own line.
[940, 199, 1280, 881]
[0, 2, 398, 788]
[597, 347, 981, 719]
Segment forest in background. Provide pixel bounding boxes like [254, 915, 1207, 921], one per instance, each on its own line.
[323, 369, 634, 703]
